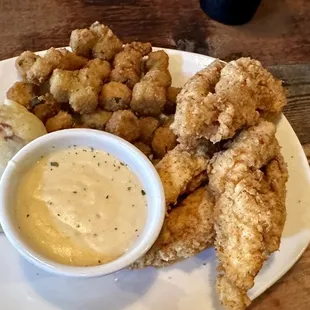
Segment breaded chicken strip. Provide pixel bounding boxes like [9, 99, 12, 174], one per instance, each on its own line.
[70, 22, 122, 61]
[156, 145, 209, 207]
[50, 59, 111, 114]
[15, 48, 87, 85]
[171, 58, 286, 146]
[110, 42, 152, 89]
[131, 187, 214, 268]
[131, 51, 172, 116]
[170, 60, 225, 147]
[208, 121, 288, 310]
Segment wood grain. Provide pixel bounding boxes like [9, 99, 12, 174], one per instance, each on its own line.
[0, 0, 310, 309]
[0, 0, 310, 66]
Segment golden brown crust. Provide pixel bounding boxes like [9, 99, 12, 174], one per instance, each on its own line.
[80, 110, 112, 130]
[156, 145, 209, 208]
[164, 86, 181, 114]
[209, 121, 288, 310]
[110, 41, 151, 89]
[171, 58, 286, 146]
[31, 93, 61, 123]
[6, 81, 37, 107]
[130, 50, 171, 116]
[151, 126, 177, 159]
[50, 59, 111, 114]
[70, 22, 122, 61]
[99, 81, 131, 112]
[45, 111, 73, 132]
[133, 141, 152, 157]
[131, 187, 214, 268]
[105, 110, 140, 142]
[138, 116, 160, 145]
[15, 48, 87, 85]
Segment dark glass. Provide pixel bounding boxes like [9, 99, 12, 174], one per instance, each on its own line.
[200, 0, 262, 25]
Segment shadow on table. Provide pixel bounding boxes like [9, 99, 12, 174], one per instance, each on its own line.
[21, 258, 158, 310]
[243, 0, 290, 36]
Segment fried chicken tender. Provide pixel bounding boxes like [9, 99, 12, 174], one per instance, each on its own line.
[105, 110, 140, 142]
[156, 145, 209, 207]
[30, 93, 61, 123]
[208, 121, 288, 310]
[110, 42, 152, 89]
[138, 117, 160, 145]
[15, 48, 87, 85]
[171, 58, 286, 146]
[45, 111, 73, 132]
[80, 110, 112, 130]
[164, 86, 181, 114]
[133, 141, 152, 157]
[6, 81, 37, 107]
[50, 59, 111, 114]
[70, 21, 122, 61]
[170, 60, 225, 147]
[152, 126, 177, 159]
[131, 187, 214, 268]
[99, 81, 131, 111]
[131, 51, 171, 116]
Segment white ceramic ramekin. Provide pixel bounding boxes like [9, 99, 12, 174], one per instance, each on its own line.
[0, 129, 165, 277]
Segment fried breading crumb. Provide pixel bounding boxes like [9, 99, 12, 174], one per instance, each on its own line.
[105, 110, 140, 142]
[99, 81, 131, 112]
[45, 111, 73, 132]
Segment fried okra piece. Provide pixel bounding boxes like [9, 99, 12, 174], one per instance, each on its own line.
[138, 117, 160, 145]
[80, 110, 112, 130]
[99, 81, 131, 112]
[131, 50, 171, 116]
[164, 87, 181, 114]
[110, 42, 152, 89]
[105, 110, 140, 142]
[15, 48, 87, 85]
[124, 42, 152, 56]
[50, 59, 111, 114]
[45, 111, 73, 132]
[133, 141, 152, 157]
[70, 22, 122, 61]
[30, 93, 61, 123]
[6, 81, 37, 107]
[152, 126, 177, 159]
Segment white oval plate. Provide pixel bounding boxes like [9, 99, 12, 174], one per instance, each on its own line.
[0, 48, 309, 310]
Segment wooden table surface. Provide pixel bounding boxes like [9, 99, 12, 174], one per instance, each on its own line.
[1, 0, 310, 308]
